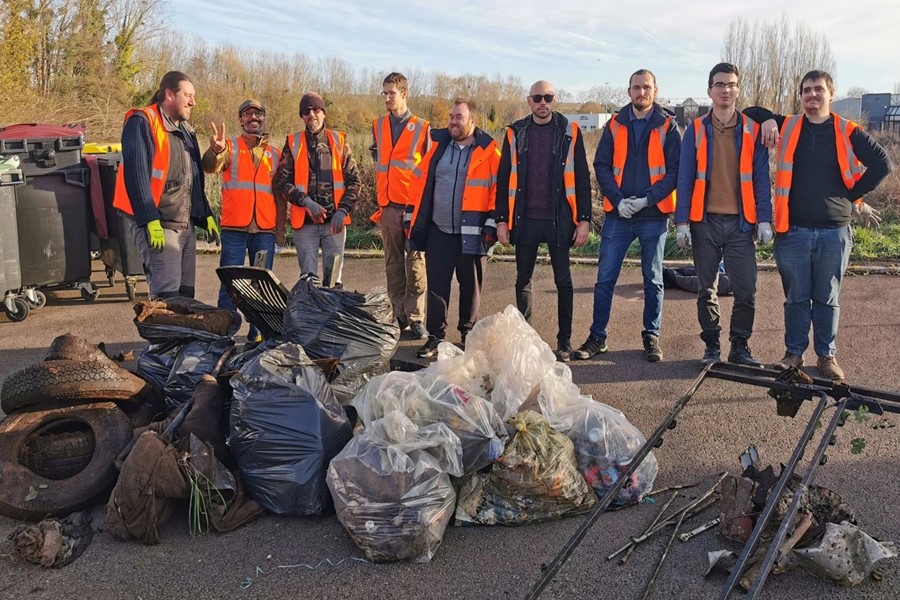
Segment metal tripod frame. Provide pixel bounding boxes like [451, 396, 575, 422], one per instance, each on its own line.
[526, 362, 900, 600]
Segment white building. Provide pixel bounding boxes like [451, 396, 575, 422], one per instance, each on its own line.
[563, 113, 612, 132]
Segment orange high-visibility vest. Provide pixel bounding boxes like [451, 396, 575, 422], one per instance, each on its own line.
[220, 136, 280, 229]
[503, 121, 581, 230]
[773, 114, 863, 233]
[409, 137, 501, 228]
[602, 116, 676, 214]
[688, 115, 759, 223]
[287, 129, 350, 229]
[372, 114, 428, 211]
[113, 104, 170, 215]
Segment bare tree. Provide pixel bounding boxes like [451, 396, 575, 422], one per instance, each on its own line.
[722, 15, 835, 114]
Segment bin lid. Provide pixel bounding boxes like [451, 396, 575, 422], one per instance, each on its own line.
[84, 142, 122, 154]
[0, 123, 85, 141]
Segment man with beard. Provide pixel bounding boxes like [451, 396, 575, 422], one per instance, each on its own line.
[114, 71, 217, 299]
[371, 72, 431, 339]
[574, 69, 680, 363]
[495, 80, 592, 362]
[275, 92, 361, 287]
[745, 70, 892, 380]
[203, 99, 283, 342]
[406, 98, 501, 358]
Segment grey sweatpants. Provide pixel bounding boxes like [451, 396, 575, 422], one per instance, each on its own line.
[127, 216, 197, 299]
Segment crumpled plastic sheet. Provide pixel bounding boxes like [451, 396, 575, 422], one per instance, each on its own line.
[454, 411, 597, 526]
[426, 305, 557, 420]
[536, 362, 658, 505]
[229, 342, 352, 516]
[326, 411, 462, 563]
[282, 280, 400, 404]
[351, 370, 507, 475]
[163, 338, 233, 410]
[788, 521, 897, 586]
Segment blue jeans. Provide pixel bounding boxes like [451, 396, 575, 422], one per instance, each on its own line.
[218, 230, 275, 338]
[590, 217, 667, 340]
[773, 225, 852, 358]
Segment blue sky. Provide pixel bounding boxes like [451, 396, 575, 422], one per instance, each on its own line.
[171, 0, 900, 100]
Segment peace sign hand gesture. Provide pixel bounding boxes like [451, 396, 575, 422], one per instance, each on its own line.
[209, 122, 227, 154]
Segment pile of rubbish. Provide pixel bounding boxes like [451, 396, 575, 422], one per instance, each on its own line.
[0, 290, 657, 568]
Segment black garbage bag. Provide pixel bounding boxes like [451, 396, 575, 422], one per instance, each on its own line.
[163, 339, 234, 411]
[134, 297, 241, 343]
[662, 266, 733, 296]
[282, 280, 400, 404]
[229, 342, 352, 516]
[137, 341, 181, 391]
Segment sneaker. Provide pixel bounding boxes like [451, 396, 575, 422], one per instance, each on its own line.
[573, 334, 608, 360]
[728, 339, 763, 367]
[700, 342, 721, 367]
[643, 334, 662, 362]
[410, 322, 428, 339]
[416, 336, 442, 358]
[773, 352, 803, 370]
[816, 355, 845, 381]
[397, 317, 409, 331]
[555, 343, 573, 363]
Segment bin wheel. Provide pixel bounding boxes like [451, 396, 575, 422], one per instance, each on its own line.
[4, 297, 29, 322]
[80, 286, 99, 302]
[125, 280, 136, 302]
[28, 290, 47, 310]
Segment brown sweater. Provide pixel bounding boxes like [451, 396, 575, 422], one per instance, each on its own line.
[705, 111, 740, 215]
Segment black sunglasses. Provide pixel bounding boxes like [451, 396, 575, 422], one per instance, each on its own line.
[531, 94, 555, 103]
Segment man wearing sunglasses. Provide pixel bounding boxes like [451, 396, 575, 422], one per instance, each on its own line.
[574, 69, 680, 363]
[371, 72, 431, 339]
[674, 63, 772, 368]
[203, 99, 283, 342]
[495, 80, 592, 362]
[275, 92, 361, 288]
[744, 70, 892, 381]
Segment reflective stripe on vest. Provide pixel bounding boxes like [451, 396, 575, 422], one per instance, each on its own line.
[288, 129, 349, 230]
[219, 136, 280, 229]
[688, 115, 759, 223]
[602, 116, 676, 214]
[773, 114, 862, 232]
[409, 137, 500, 252]
[373, 114, 427, 207]
[503, 123, 580, 230]
[113, 104, 170, 215]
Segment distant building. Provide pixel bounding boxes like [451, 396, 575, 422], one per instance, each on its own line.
[861, 93, 896, 131]
[563, 113, 612, 132]
[831, 97, 862, 120]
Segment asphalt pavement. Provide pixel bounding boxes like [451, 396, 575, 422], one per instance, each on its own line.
[0, 254, 898, 600]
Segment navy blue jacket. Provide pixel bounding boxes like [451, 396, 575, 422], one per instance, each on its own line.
[594, 104, 680, 220]
[675, 112, 772, 232]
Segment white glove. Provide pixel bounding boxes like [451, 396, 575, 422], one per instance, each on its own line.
[756, 222, 774, 244]
[853, 201, 881, 228]
[617, 197, 633, 219]
[676, 224, 691, 250]
[629, 196, 648, 213]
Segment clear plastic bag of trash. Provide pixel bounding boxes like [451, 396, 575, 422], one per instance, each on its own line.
[426, 305, 557, 420]
[454, 411, 596, 526]
[536, 363, 658, 505]
[229, 342, 352, 516]
[282, 280, 400, 404]
[326, 411, 462, 562]
[351, 371, 506, 475]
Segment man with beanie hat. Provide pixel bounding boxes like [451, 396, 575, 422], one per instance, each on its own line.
[275, 92, 360, 287]
[203, 98, 283, 342]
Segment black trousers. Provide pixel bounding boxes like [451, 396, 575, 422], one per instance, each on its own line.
[425, 225, 485, 340]
[513, 218, 573, 346]
[690, 214, 758, 343]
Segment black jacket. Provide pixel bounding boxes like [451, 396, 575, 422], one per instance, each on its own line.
[494, 112, 592, 246]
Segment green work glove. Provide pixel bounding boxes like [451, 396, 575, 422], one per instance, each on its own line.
[146, 219, 166, 252]
[206, 216, 220, 246]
